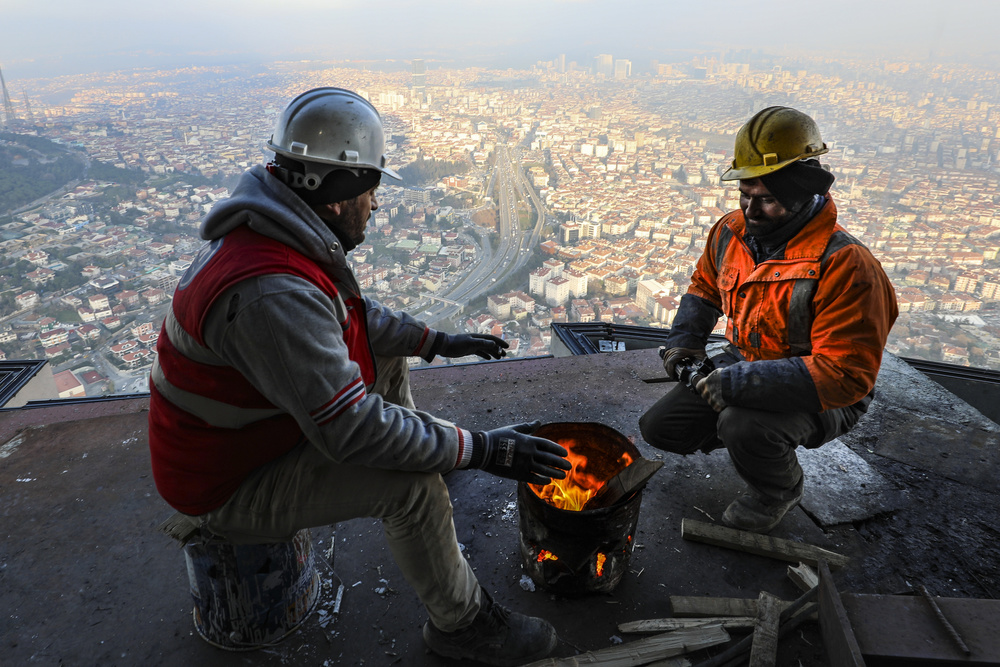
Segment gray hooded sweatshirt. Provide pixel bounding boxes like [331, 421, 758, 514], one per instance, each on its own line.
[194, 165, 469, 474]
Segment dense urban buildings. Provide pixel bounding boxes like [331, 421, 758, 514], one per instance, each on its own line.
[2, 53, 1000, 396]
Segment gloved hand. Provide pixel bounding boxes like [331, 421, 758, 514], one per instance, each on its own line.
[469, 421, 571, 485]
[696, 369, 727, 412]
[440, 333, 509, 360]
[661, 346, 706, 381]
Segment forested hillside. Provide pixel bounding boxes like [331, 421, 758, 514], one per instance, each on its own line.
[0, 133, 85, 212]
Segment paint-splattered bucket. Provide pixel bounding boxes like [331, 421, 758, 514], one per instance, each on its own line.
[183, 529, 321, 650]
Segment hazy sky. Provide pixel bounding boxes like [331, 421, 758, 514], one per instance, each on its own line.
[3, 0, 998, 79]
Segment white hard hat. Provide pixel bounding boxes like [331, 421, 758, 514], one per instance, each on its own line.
[266, 87, 401, 185]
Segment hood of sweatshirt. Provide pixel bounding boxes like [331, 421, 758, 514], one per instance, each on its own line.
[200, 165, 346, 272]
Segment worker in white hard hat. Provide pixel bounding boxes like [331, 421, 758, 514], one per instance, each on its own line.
[640, 106, 898, 534]
[149, 88, 569, 665]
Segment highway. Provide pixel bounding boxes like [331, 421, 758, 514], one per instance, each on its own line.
[417, 141, 547, 328]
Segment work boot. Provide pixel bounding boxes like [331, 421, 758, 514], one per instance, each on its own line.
[422, 589, 558, 666]
[722, 487, 803, 534]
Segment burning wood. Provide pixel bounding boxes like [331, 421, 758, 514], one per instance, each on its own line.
[529, 439, 634, 511]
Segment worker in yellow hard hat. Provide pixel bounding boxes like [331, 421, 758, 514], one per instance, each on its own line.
[640, 106, 898, 534]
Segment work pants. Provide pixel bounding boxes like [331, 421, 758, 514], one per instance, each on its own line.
[197, 355, 481, 633]
[639, 382, 866, 503]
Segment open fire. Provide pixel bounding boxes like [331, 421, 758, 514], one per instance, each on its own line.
[529, 442, 633, 511]
[517, 422, 661, 595]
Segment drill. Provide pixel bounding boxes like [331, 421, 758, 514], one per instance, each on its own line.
[658, 347, 715, 393]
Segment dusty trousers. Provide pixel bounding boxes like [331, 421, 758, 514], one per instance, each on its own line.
[196, 355, 481, 632]
[639, 381, 867, 503]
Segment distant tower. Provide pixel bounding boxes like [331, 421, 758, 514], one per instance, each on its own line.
[21, 89, 34, 124]
[557, 54, 566, 73]
[614, 59, 632, 80]
[411, 59, 426, 101]
[594, 54, 614, 78]
[0, 64, 16, 127]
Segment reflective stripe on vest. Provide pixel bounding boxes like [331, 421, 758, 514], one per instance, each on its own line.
[164, 309, 227, 366]
[150, 357, 284, 428]
[717, 220, 864, 357]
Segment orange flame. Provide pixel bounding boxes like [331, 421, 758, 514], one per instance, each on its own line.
[537, 549, 559, 563]
[530, 439, 633, 511]
[596, 553, 607, 577]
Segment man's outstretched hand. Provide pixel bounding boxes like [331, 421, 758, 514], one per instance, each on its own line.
[440, 333, 509, 360]
[470, 421, 571, 485]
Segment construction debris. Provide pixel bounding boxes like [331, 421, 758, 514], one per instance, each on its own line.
[687, 585, 819, 667]
[787, 562, 820, 593]
[619, 617, 756, 633]
[680, 518, 850, 569]
[748, 591, 781, 666]
[917, 584, 972, 656]
[520, 624, 730, 667]
[668, 596, 791, 618]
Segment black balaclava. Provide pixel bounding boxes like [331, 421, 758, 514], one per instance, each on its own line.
[272, 155, 381, 208]
[745, 159, 836, 260]
[758, 158, 835, 211]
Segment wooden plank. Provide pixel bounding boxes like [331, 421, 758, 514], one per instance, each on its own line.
[619, 617, 756, 633]
[520, 624, 730, 667]
[680, 518, 850, 569]
[669, 595, 791, 618]
[817, 560, 866, 667]
[749, 591, 782, 667]
[787, 562, 820, 593]
[645, 658, 692, 667]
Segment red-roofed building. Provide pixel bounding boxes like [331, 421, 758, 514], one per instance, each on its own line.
[53, 370, 85, 399]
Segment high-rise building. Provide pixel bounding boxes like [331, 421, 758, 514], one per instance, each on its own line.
[614, 59, 632, 80]
[557, 54, 566, 73]
[411, 59, 426, 100]
[594, 54, 613, 78]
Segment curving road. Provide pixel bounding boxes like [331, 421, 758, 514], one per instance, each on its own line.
[418, 141, 547, 327]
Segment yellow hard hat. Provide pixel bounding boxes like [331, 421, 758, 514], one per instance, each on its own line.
[721, 106, 828, 181]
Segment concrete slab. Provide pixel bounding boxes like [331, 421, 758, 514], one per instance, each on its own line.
[798, 439, 906, 527]
[844, 353, 1000, 494]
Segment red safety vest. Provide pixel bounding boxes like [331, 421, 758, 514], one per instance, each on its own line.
[148, 225, 376, 514]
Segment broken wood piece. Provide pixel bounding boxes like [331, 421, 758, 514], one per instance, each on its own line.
[680, 519, 850, 569]
[817, 560, 866, 667]
[689, 587, 819, 667]
[584, 458, 664, 510]
[669, 596, 791, 618]
[619, 617, 756, 633]
[787, 562, 820, 593]
[520, 624, 730, 667]
[749, 591, 781, 667]
[645, 658, 692, 667]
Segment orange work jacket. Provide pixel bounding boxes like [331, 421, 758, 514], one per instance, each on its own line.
[687, 196, 898, 411]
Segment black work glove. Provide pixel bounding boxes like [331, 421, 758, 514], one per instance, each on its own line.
[696, 369, 727, 412]
[469, 421, 571, 485]
[660, 346, 706, 381]
[439, 333, 509, 360]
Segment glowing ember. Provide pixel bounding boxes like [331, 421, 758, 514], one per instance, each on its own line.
[595, 553, 607, 576]
[536, 550, 559, 563]
[530, 439, 633, 511]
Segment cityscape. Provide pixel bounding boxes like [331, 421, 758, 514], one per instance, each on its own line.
[2, 51, 1000, 399]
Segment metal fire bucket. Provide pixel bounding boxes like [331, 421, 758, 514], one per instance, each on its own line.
[517, 422, 646, 595]
[183, 528, 321, 650]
